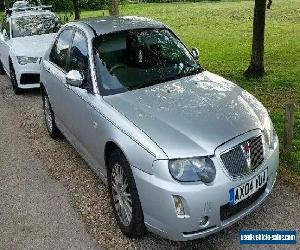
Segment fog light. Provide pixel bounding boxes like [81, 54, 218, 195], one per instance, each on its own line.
[173, 195, 185, 216]
[199, 216, 209, 226]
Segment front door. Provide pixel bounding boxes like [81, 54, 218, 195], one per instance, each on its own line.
[43, 29, 74, 124]
[58, 30, 101, 172]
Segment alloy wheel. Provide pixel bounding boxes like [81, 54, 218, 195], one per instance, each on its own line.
[44, 94, 53, 132]
[111, 163, 133, 227]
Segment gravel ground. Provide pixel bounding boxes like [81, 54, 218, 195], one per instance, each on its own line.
[0, 86, 99, 250]
[0, 74, 299, 249]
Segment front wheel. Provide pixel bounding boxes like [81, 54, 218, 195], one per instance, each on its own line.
[108, 149, 146, 238]
[9, 60, 22, 95]
[42, 89, 62, 139]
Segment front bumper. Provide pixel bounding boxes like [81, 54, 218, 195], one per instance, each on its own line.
[14, 60, 41, 89]
[132, 136, 279, 241]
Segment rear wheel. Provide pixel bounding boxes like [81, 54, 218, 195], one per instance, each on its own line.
[42, 89, 62, 139]
[108, 149, 146, 238]
[9, 59, 22, 95]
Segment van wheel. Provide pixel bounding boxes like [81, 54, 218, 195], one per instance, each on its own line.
[42, 89, 62, 139]
[0, 60, 5, 75]
[9, 60, 22, 95]
[108, 149, 146, 238]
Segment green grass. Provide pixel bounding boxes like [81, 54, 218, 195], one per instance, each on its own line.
[2, 1, 300, 172]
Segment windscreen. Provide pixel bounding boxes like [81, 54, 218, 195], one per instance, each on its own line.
[12, 14, 60, 38]
[93, 28, 202, 95]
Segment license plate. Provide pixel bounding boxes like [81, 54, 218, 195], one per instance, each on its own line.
[229, 168, 268, 207]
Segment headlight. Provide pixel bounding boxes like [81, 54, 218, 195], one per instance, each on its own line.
[17, 56, 39, 65]
[263, 114, 277, 149]
[169, 157, 216, 183]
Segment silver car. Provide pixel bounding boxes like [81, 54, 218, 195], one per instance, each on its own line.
[40, 16, 279, 241]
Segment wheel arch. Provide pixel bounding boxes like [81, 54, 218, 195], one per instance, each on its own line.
[104, 141, 127, 171]
[8, 55, 17, 73]
[40, 82, 46, 92]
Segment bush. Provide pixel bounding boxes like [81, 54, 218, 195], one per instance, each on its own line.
[41, 0, 106, 11]
[0, 0, 107, 11]
[0, 0, 223, 11]
[40, 0, 73, 11]
[80, 0, 106, 10]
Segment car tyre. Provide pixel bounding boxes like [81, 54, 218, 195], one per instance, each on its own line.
[108, 149, 146, 238]
[42, 89, 62, 139]
[0, 60, 5, 75]
[9, 59, 22, 95]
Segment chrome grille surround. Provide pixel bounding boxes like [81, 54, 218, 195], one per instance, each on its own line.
[220, 135, 264, 177]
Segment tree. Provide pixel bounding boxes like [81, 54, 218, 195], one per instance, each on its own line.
[109, 0, 119, 16]
[244, 0, 272, 78]
[72, 0, 80, 20]
[4, 0, 9, 9]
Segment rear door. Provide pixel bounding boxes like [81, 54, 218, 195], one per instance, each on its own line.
[43, 29, 74, 124]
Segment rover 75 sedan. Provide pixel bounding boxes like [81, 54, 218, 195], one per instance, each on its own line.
[40, 16, 279, 241]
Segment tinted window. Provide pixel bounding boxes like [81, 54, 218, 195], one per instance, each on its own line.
[12, 14, 60, 38]
[50, 29, 73, 71]
[93, 29, 201, 95]
[69, 31, 89, 84]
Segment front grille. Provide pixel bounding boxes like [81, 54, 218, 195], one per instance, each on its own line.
[220, 135, 264, 177]
[20, 74, 40, 85]
[249, 136, 264, 170]
[220, 183, 267, 221]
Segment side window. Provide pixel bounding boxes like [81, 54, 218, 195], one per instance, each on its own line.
[49, 29, 74, 71]
[2, 20, 10, 38]
[69, 31, 89, 85]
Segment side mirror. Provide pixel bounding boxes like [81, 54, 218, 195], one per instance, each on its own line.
[191, 48, 199, 60]
[66, 70, 83, 87]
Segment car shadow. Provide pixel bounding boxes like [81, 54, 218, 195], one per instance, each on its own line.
[20, 88, 41, 97]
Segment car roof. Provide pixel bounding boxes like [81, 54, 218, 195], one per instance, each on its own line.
[73, 16, 166, 36]
[12, 1, 29, 7]
[9, 10, 56, 19]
